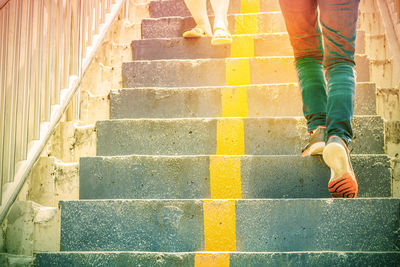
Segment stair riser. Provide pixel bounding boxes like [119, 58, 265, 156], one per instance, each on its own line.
[142, 13, 286, 39]
[96, 116, 384, 156]
[79, 155, 391, 199]
[122, 56, 370, 88]
[132, 31, 365, 60]
[59, 199, 400, 252]
[110, 83, 376, 119]
[36, 252, 400, 267]
[149, 0, 281, 18]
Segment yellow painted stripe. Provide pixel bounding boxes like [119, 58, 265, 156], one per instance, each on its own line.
[216, 118, 245, 155]
[222, 86, 248, 117]
[195, 253, 229, 267]
[241, 0, 260, 13]
[235, 14, 258, 34]
[226, 58, 251, 86]
[231, 35, 255, 58]
[210, 156, 242, 199]
[203, 200, 236, 251]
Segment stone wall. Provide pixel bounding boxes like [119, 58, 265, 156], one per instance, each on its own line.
[359, 0, 400, 197]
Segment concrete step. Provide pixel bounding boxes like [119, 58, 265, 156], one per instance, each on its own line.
[58, 199, 400, 252]
[96, 116, 384, 156]
[122, 55, 370, 88]
[149, 0, 281, 18]
[79, 154, 390, 200]
[110, 83, 376, 119]
[36, 251, 400, 267]
[141, 12, 286, 39]
[132, 31, 365, 60]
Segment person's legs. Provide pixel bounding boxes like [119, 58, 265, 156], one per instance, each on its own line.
[279, 0, 327, 156]
[318, 0, 359, 146]
[318, 0, 360, 197]
[210, 0, 231, 45]
[183, 0, 212, 37]
[210, 0, 229, 30]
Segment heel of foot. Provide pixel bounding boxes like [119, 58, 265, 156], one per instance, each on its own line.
[328, 173, 358, 198]
[323, 143, 349, 180]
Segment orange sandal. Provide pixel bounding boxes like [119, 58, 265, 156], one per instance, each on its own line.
[183, 25, 209, 38]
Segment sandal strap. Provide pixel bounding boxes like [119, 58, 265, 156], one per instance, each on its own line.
[213, 27, 228, 32]
[213, 27, 231, 36]
[192, 26, 205, 33]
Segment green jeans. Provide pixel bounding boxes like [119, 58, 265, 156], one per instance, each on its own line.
[279, 0, 360, 145]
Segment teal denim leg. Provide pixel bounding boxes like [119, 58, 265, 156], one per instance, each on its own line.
[295, 58, 327, 132]
[319, 0, 359, 146]
[325, 64, 356, 146]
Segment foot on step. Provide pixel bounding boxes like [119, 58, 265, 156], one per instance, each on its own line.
[323, 135, 358, 198]
[301, 126, 326, 157]
[182, 25, 211, 38]
[211, 27, 232, 46]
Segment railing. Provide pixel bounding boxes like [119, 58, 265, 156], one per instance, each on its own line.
[377, 0, 400, 87]
[0, 0, 130, 222]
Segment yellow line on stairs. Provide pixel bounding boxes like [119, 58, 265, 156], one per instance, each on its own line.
[203, 200, 237, 251]
[241, 0, 260, 13]
[235, 14, 258, 34]
[196, 2, 258, 265]
[195, 253, 230, 267]
[231, 35, 255, 58]
[210, 156, 242, 199]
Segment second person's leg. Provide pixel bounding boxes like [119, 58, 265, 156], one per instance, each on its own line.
[210, 0, 232, 45]
[183, 0, 212, 37]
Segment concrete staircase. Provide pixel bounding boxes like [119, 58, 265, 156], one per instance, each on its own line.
[36, 0, 400, 266]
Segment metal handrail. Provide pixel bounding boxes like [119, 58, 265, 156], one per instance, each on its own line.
[0, 0, 130, 222]
[0, 0, 11, 9]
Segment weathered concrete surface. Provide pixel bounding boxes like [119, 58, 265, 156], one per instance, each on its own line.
[35, 251, 400, 267]
[245, 116, 383, 155]
[0, 253, 34, 267]
[110, 83, 376, 119]
[132, 31, 365, 60]
[36, 252, 194, 267]
[97, 118, 218, 156]
[59, 199, 400, 252]
[230, 252, 400, 267]
[377, 88, 400, 121]
[79, 155, 391, 199]
[80, 156, 211, 199]
[235, 199, 400, 252]
[392, 158, 400, 198]
[110, 87, 223, 119]
[149, 0, 281, 18]
[141, 12, 286, 39]
[47, 122, 96, 163]
[122, 56, 369, 88]
[60, 200, 204, 252]
[96, 116, 384, 156]
[5, 201, 60, 255]
[80, 91, 110, 123]
[25, 157, 79, 207]
[80, 60, 123, 95]
[385, 121, 400, 157]
[123, 58, 227, 88]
